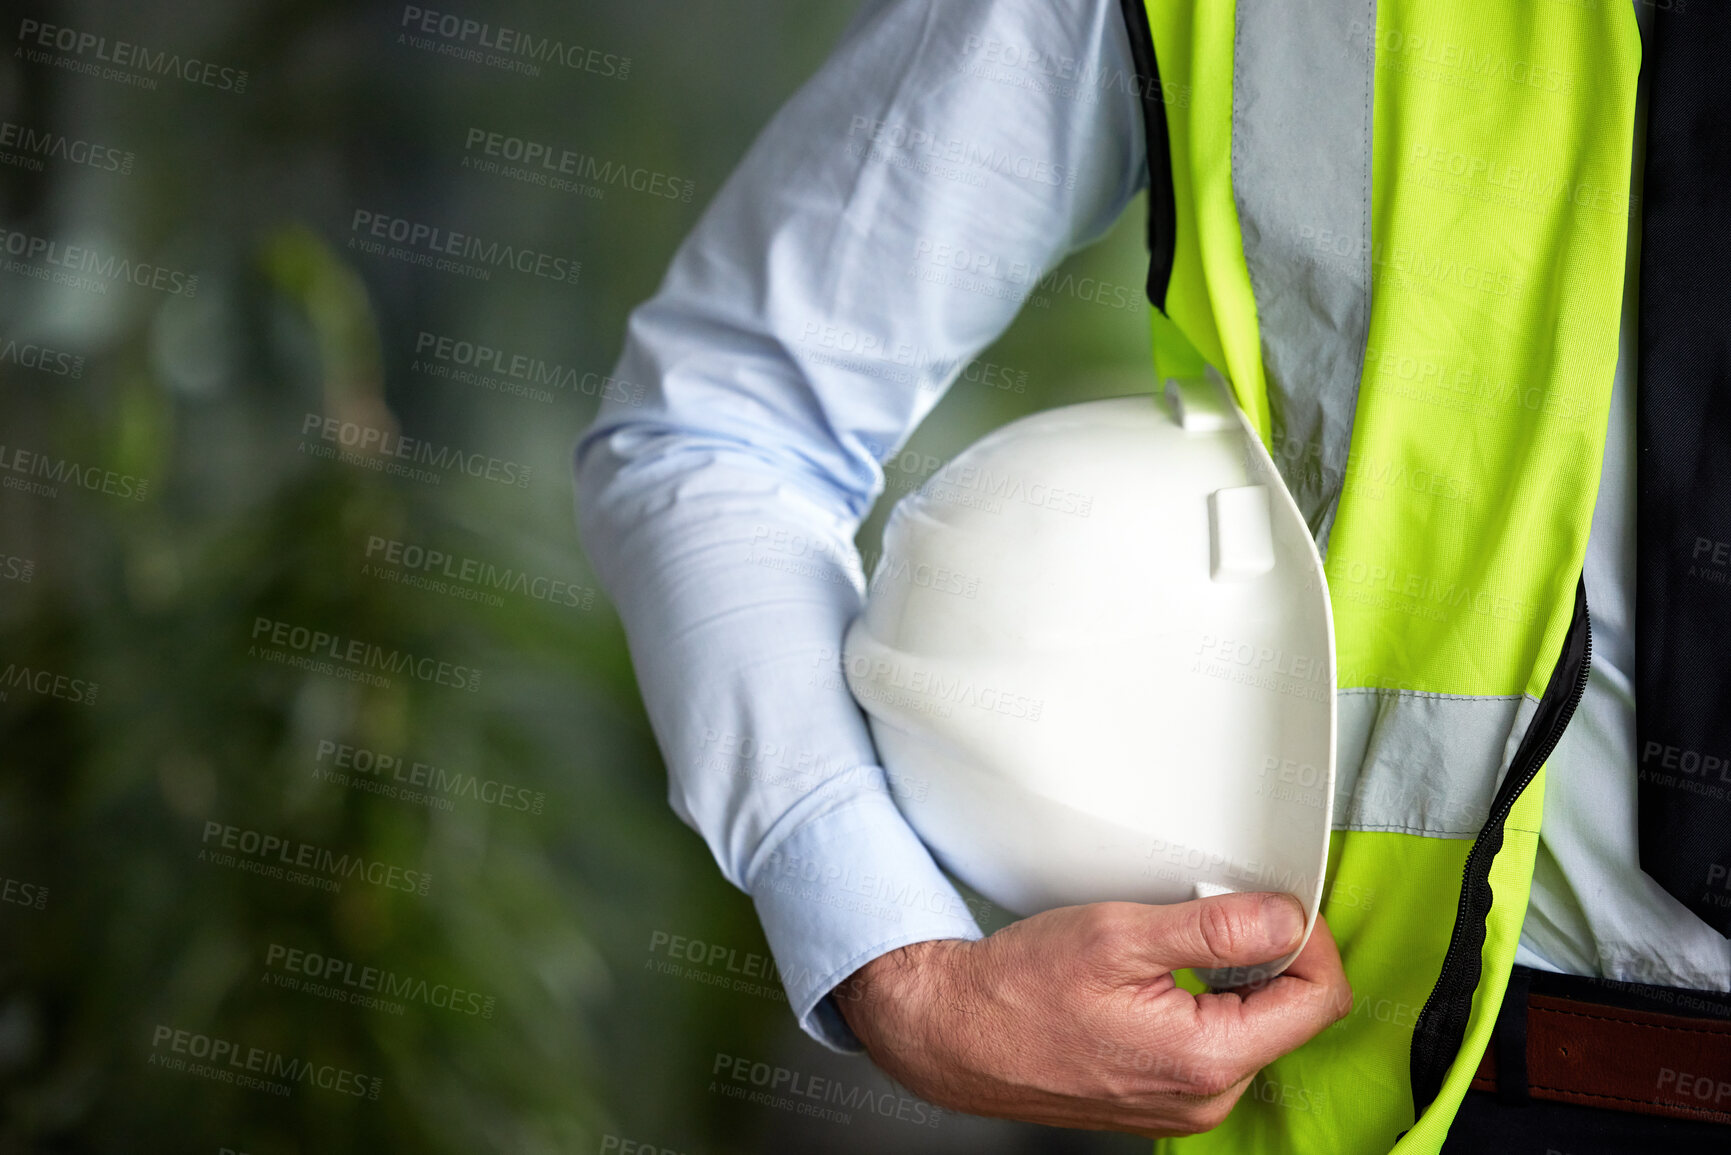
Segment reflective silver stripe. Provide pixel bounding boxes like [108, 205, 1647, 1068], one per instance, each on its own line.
[1335, 689, 1541, 837]
[1231, 0, 1377, 553]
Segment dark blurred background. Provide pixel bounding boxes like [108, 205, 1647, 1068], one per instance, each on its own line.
[0, 2, 1154, 1151]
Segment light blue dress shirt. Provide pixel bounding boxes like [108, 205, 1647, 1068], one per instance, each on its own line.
[1510, 1, 1729, 994]
[575, 0, 1727, 1054]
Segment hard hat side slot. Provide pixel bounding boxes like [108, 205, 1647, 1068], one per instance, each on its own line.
[1208, 486, 1276, 581]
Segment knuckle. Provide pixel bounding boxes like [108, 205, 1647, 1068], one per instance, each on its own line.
[1173, 1093, 1239, 1135]
[1195, 1094, 1240, 1131]
[1089, 1062, 1149, 1105]
[1075, 903, 1132, 953]
[1169, 1116, 1214, 1138]
[1198, 900, 1245, 959]
[1328, 975, 1356, 1023]
[1185, 1059, 1247, 1100]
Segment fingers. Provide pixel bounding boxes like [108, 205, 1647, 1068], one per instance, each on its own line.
[1120, 892, 1308, 975]
[1274, 911, 1349, 990]
[1194, 915, 1353, 1072]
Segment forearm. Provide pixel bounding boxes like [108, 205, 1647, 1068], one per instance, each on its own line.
[576, 432, 983, 1049]
[572, 0, 1147, 1050]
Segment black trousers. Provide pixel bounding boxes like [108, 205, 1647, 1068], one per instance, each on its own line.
[1440, 966, 1731, 1155]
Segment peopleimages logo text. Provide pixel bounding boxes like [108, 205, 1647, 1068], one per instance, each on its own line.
[399, 6, 630, 78]
[300, 413, 532, 488]
[462, 128, 692, 200]
[0, 662, 99, 705]
[0, 442, 150, 500]
[201, 821, 433, 896]
[364, 535, 593, 610]
[249, 615, 483, 692]
[349, 210, 580, 285]
[0, 121, 134, 174]
[149, 1025, 381, 1098]
[0, 338, 84, 378]
[413, 330, 642, 405]
[264, 943, 496, 1018]
[315, 739, 547, 814]
[15, 19, 250, 92]
[0, 226, 197, 296]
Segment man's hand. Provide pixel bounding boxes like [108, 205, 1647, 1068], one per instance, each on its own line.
[836, 894, 1351, 1138]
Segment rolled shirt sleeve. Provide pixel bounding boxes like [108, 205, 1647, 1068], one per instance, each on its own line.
[574, 0, 1145, 1050]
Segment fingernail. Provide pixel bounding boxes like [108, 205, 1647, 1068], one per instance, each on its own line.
[1262, 894, 1305, 949]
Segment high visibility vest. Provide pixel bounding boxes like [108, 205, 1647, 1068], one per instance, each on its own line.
[1120, 1, 1640, 1151]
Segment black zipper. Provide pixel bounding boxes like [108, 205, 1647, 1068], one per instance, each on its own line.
[1408, 577, 1592, 1116]
[1116, 0, 1177, 312]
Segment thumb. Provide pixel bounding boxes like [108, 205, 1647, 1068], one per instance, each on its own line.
[1129, 892, 1307, 974]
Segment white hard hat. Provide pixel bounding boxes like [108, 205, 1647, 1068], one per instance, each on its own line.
[843, 372, 1335, 987]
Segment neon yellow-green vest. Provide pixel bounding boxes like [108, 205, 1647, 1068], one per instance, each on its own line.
[1127, 2, 1640, 1151]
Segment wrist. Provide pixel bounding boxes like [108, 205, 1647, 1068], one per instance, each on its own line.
[837, 937, 969, 1043]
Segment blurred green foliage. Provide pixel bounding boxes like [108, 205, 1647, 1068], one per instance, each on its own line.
[0, 2, 1152, 1151]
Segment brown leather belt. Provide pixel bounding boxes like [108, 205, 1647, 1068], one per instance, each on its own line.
[1473, 979, 1731, 1125]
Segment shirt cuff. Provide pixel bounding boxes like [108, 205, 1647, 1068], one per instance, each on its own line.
[748, 783, 985, 1052]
